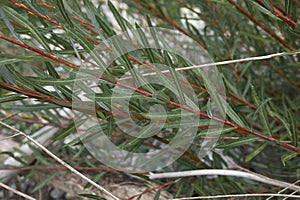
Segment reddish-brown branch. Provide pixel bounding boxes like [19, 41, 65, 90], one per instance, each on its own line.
[9, 0, 61, 28]
[7, 0, 263, 113]
[0, 34, 79, 69]
[0, 81, 152, 121]
[72, 15, 95, 27]
[1, 34, 299, 154]
[229, 92, 257, 110]
[274, 9, 297, 27]
[254, 0, 297, 28]
[271, 1, 286, 15]
[126, 181, 175, 200]
[228, 0, 295, 50]
[36, 0, 56, 9]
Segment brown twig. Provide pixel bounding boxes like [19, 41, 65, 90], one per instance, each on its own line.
[228, 0, 295, 50]
[254, 0, 297, 28]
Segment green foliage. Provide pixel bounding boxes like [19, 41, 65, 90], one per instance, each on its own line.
[0, 0, 299, 199]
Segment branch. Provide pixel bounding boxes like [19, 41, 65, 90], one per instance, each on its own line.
[1, 34, 300, 154]
[228, 0, 295, 50]
[138, 51, 300, 74]
[0, 182, 36, 200]
[149, 169, 300, 191]
[254, 0, 297, 28]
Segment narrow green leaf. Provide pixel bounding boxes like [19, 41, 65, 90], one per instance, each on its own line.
[65, 27, 94, 52]
[245, 143, 267, 162]
[65, 26, 108, 70]
[31, 148, 52, 165]
[286, 110, 298, 147]
[197, 127, 236, 137]
[108, 1, 133, 33]
[136, 23, 157, 63]
[285, 0, 293, 16]
[2, 104, 60, 112]
[0, 65, 17, 85]
[3, 6, 51, 52]
[0, 58, 22, 65]
[269, 110, 294, 145]
[253, 97, 272, 117]
[95, 14, 115, 37]
[192, 183, 207, 195]
[154, 189, 162, 200]
[31, 173, 57, 193]
[93, 93, 145, 102]
[52, 120, 84, 141]
[242, 72, 252, 97]
[0, 151, 27, 165]
[56, 0, 74, 27]
[163, 51, 186, 103]
[261, 0, 274, 12]
[240, 31, 273, 42]
[82, 0, 107, 46]
[217, 137, 258, 148]
[249, 1, 280, 20]
[281, 153, 298, 166]
[0, 8, 24, 42]
[27, 77, 88, 86]
[78, 194, 105, 200]
[0, 94, 26, 103]
[226, 105, 246, 127]
[251, 84, 272, 136]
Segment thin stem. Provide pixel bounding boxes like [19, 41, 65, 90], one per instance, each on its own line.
[227, 0, 295, 50]
[0, 182, 36, 200]
[254, 0, 297, 27]
[9, 0, 61, 28]
[128, 51, 300, 75]
[173, 193, 300, 200]
[0, 120, 120, 200]
[266, 179, 300, 200]
[0, 34, 79, 69]
[1, 34, 299, 154]
[149, 169, 300, 191]
[0, 133, 21, 141]
[5, 2, 274, 113]
[126, 181, 176, 200]
[0, 81, 152, 121]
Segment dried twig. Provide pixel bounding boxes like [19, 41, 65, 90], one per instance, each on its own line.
[0, 182, 36, 200]
[267, 179, 300, 200]
[134, 50, 300, 77]
[149, 169, 300, 191]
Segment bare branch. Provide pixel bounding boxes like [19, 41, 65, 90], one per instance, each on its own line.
[0, 182, 36, 200]
[149, 169, 300, 191]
